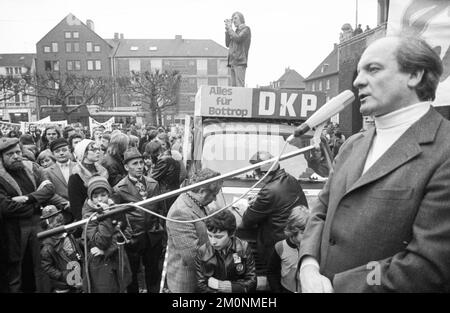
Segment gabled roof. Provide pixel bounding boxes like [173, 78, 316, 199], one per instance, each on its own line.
[305, 45, 338, 81]
[0, 54, 35, 68]
[275, 68, 305, 89]
[108, 38, 228, 58]
[36, 13, 113, 49]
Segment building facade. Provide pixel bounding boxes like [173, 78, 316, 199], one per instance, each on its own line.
[35, 14, 114, 125]
[0, 54, 37, 122]
[270, 67, 305, 90]
[109, 34, 230, 124]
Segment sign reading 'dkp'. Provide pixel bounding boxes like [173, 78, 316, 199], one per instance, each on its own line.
[196, 86, 325, 120]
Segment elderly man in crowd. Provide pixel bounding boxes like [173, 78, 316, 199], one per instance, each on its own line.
[299, 35, 450, 292]
[0, 137, 56, 292]
[165, 168, 222, 293]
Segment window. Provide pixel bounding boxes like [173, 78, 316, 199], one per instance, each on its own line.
[326, 79, 330, 90]
[52, 42, 58, 52]
[73, 32, 79, 39]
[67, 61, 73, 70]
[87, 60, 101, 70]
[68, 96, 83, 106]
[129, 59, 141, 74]
[94, 45, 101, 52]
[197, 59, 207, 75]
[66, 42, 72, 52]
[218, 78, 229, 87]
[130, 46, 139, 51]
[318, 81, 322, 91]
[6, 67, 13, 75]
[14, 67, 21, 74]
[218, 59, 228, 76]
[208, 77, 218, 85]
[66, 42, 80, 53]
[44, 46, 51, 53]
[44, 61, 52, 71]
[86, 42, 93, 52]
[65, 32, 71, 39]
[53, 61, 59, 71]
[150, 59, 162, 73]
[74, 60, 81, 70]
[311, 83, 315, 91]
[74, 42, 79, 52]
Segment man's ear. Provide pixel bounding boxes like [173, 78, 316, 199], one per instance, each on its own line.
[124, 163, 129, 171]
[407, 69, 425, 89]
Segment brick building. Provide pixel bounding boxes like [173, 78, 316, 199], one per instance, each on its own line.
[108, 34, 230, 124]
[0, 54, 37, 122]
[35, 14, 114, 125]
[271, 67, 305, 90]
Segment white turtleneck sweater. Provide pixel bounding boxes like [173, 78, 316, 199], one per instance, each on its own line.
[300, 101, 432, 274]
[362, 101, 431, 174]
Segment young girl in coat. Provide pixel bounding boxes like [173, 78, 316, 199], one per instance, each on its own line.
[82, 175, 131, 293]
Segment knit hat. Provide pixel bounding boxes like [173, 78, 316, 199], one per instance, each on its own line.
[123, 147, 143, 164]
[49, 138, 69, 152]
[0, 137, 19, 153]
[87, 175, 112, 199]
[74, 139, 93, 162]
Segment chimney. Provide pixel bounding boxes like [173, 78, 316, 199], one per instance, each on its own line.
[114, 32, 119, 41]
[120, 33, 124, 39]
[175, 35, 182, 40]
[285, 67, 290, 73]
[86, 19, 95, 31]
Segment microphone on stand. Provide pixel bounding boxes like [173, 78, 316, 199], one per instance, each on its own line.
[293, 90, 355, 137]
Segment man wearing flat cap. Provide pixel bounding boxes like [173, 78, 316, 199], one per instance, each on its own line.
[113, 148, 165, 293]
[43, 138, 76, 223]
[0, 137, 56, 292]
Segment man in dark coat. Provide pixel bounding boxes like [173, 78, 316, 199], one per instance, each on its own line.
[0, 137, 56, 292]
[299, 35, 450, 292]
[241, 151, 308, 266]
[113, 148, 165, 293]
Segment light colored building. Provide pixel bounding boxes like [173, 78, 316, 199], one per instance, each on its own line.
[0, 53, 37, 122]
[270, 67, 305, 90]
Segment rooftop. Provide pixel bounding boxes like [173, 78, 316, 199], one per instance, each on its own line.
[0, 53, 35, 68]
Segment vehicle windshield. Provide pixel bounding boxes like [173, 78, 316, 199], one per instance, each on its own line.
[201, 122, 315, 181]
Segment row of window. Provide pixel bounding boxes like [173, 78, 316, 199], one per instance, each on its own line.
[44, 95, 103, 106]
[311, 79, 331, 91]
[5, 67, 22, 75]
[43, 42, 101, 53]
[128, 59, 229, 76]
[44, 60, 102, 71]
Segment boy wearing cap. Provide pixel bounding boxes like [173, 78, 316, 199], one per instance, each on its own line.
[40, 205, 84, 293]
[113, 148, 165, 293]
[44, 138, 75, 222]
[82, 175, 131, 293]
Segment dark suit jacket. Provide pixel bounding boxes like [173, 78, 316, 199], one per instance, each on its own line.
[300, 108, 450, 292]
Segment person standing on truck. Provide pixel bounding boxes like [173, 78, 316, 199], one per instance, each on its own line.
[240, 151, 308, 267]
[225, 11, 251, 87]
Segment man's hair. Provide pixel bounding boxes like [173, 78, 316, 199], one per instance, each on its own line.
[395, 35, 443, 101]
[68, 133, 83, 148]
[190, 168, 221, 194]
[284, 205, 310, 239]
[232, 11, 245, 24]
[37, 149, 56, 164]
[206, 209, 237, 236]
[62, 126, 75, 139]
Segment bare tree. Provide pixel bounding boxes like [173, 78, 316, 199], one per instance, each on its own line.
[119, 69, 181, 125]
[31, 72, 114, 122]
[0, 75, 29, 102]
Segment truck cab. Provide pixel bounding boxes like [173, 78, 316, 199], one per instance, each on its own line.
[185, 85, 332, 290]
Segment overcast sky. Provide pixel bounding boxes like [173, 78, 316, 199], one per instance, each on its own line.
[0, 0, 378, 87]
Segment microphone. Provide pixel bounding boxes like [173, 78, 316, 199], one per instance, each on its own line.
[293, 90, 355, 137]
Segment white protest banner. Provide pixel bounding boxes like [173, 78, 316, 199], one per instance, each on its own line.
[21, 120, 68, 134]
[387, 0, 450, 107]
[89, 116, 114, 134]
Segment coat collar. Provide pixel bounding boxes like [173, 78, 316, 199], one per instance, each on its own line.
[201, 236, 240, 262]
[116, 175, 143, 200]
[179, 193, 208, 219]
[345, 108, 441, 194]
[48, 161, 73, 186]
[0, 159, 36, 196]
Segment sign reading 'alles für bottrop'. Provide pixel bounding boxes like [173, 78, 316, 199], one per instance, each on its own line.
[195, 85, 326, 121]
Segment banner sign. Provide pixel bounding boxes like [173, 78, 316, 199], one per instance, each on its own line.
[89, 116, 114, 134]
[387, 0, 450, 107]
[20, 119, 67, 134]
[195, 86, 326, 121]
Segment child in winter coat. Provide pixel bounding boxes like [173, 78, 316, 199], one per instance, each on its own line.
[40, 205, 84, 293]
[82, 175, 131, 293]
